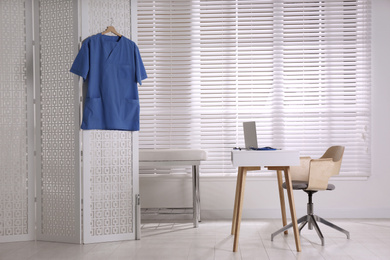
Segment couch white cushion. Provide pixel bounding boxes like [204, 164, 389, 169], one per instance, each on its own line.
[139, 149, 207, 162]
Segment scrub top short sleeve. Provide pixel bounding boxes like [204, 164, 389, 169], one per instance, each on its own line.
[70, 38, 90, 80]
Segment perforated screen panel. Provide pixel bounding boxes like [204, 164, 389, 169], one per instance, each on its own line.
[0, 0, 34, 242]
[82, 0, 137, 243]
[36, 0, 81, 243]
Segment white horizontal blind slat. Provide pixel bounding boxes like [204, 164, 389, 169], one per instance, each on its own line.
[137, 0, 371, 176]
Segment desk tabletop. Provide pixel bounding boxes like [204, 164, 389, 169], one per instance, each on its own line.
[231, 149, 300, 167]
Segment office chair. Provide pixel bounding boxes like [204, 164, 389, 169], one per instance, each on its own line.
[271, 146, 350, 246]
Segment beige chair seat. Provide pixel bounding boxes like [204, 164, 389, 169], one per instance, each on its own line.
[282, 181, 335, 191]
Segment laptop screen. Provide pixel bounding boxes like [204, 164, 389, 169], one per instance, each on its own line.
[243, 121, 258, 149]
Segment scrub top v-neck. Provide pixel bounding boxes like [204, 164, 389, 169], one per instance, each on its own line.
[70, 34, 147, 131]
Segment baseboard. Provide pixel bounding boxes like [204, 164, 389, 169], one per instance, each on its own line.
[201, 208, 390, 220]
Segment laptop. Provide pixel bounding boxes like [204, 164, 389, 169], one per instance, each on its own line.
[243, 121, 258, 149]
[242, 121, 277, 150]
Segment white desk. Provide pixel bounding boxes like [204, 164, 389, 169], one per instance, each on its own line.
[230, 149, 302, 252]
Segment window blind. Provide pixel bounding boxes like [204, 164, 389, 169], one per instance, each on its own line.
[137, 0, 371, 177]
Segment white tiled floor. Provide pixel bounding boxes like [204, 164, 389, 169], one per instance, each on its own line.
[1, 218, 390, 260]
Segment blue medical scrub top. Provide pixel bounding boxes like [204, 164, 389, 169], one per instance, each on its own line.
[70, 34, 147, 131]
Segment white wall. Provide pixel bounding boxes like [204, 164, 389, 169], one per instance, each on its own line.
[140, 0, 390, 219]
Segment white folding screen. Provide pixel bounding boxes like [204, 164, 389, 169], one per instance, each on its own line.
[0, 0, 35, 243]
[1, 0, 138, 244]
[81, 0, 139, 243]
[34, 0, 81, 243]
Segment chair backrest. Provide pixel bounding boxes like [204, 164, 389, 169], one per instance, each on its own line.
[320, 145, 345, 177]
[289, 145, 345, 183]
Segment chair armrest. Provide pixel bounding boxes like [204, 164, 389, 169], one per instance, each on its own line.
[307, 158, 334, 191]
[289, 157, 311, 182]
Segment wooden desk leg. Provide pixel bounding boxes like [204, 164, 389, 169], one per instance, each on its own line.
[233, 167, 247, 252]
[276, 170, 288, 235]
[284, 167, 301, 252]
[231, 167, 243, 235]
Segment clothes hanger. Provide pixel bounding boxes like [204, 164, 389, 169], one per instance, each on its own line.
[102, 25, 122, 37]
[102, 18, 122, 37]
